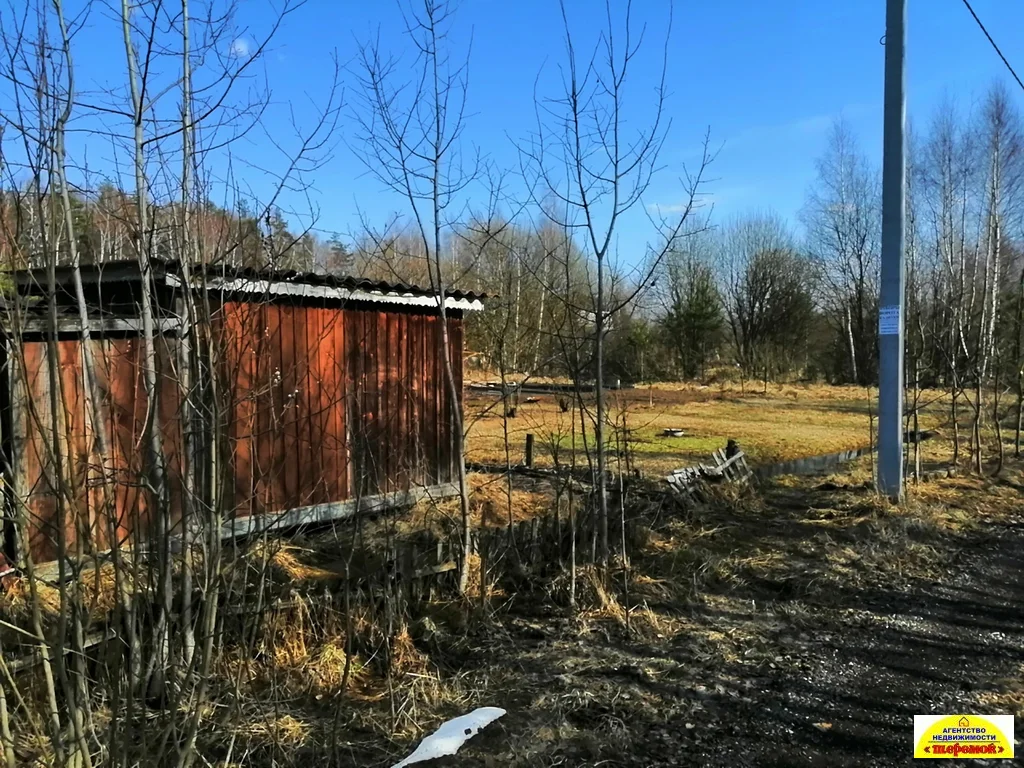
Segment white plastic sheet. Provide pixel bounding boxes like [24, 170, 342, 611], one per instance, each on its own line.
[390, 707, 506, 767]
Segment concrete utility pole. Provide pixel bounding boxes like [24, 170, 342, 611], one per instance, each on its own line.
[878, 0, 906, 500]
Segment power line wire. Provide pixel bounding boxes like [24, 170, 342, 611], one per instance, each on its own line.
[960, 0, 1024, 93]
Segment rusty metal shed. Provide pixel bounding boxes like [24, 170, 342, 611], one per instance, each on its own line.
[1, 259, 484, 564]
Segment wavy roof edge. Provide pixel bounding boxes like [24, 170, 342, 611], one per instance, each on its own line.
[12, 257, 487, 308]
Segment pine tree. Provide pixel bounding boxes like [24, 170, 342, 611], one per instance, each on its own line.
[663, 255, 723, 379]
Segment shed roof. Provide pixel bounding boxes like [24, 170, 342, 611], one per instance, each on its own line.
[12, 258, 486, 312]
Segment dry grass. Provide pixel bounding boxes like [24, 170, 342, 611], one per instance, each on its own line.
[464, 474, 553, 525]
[978, 665, 1024, 717]
[0, 561, 125, 625]
[629, 469, 975, 608]
[244, 540, 343, 583]
[193, 450, 1024, 765]
[465, 382, 948, 476]
[406, 473, 553, 535]
[233, 714, 312, 748]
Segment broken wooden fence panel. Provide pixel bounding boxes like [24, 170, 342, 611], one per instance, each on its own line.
[665, 449, 753, 503]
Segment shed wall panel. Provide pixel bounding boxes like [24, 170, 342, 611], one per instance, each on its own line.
[16, 336, 184, 562]
[12, 300, 466, 562]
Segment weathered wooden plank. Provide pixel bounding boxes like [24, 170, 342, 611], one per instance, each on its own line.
[60, 339, 90, 552]
[717, 450, 747, 471]
[8, 628, 116, 674]
[346, 308, 364, 497]
[220, 483, 460, 544]
[332, 307, 348, 502]
[300, 306, 318, 506]
[437, 316, 449, 484]
[117, 339, 148, 549]
[285, 305, 306, 506]
[234, 302, 258, 517]
[424, 315, 439, 485]
[386, 311, 397, 494]
[248, 303, 271, 515]
[449, 316, 464, 482]
[20, 341, 52, 561]
[370, 310, 383, 496]
[397, 312, 410, 490]
[262, 303, 286, 512]
[100, 339, 127, 550]
[304, 306, 325, 506]
[410, 314, 424, 486]
[382, 310, 395, 494]
[316, 306, 332, 503]
[21, 317, 182, 335]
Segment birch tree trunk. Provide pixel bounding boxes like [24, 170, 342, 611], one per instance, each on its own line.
[1015, 267, 1024, 456]
[121, 0, 172, 698]
[844, 304, 858, 384]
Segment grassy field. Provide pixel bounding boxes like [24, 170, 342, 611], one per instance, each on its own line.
[465, 381, 947, 476]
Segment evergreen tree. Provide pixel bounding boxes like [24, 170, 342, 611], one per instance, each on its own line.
[662, 239, 723, 379]
[325, 234, 353, 274]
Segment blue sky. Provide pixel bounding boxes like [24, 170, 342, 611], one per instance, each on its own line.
[66, 0, 1024, 258]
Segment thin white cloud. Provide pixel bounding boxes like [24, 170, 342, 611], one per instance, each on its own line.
[647, 202, 693, 215]
[729, 103, 878, 148]
[230, 38, 250, 58]
[647, 185, 755, 215]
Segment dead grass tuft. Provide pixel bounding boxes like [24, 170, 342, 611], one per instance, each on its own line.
[305, 640, 367, 695]
[978, 665, 1024, 717]
[577, 566, 626, 621]
[1, 562, 125, 626]
[390, 625, 432, 677]
[234, 713, 311, 748]
[467, 474, 552, 526]
[628, 602, 683, 640]
[244, 540, 341, 583]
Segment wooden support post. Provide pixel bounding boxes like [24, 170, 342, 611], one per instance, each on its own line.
[525, 433, 535, 468]
[431, 537, 443, 601]
[478, 532, 487, 611]
[555, 503, 564, 562]
[406, 542, 418, 606]
[5, 343, 23, 566]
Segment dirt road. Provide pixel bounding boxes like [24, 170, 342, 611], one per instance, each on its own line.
[425, 490, 1024, 767]
[676, 518, 1024, 767]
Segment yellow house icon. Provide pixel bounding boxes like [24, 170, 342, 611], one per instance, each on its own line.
[959, 717, 970, 728]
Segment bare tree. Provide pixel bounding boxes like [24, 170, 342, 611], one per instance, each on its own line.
[977, 86, 1023, 471]
[520, 0, 711, 563]
[0, 0, 341, 762]
[719, 213, 813, 386]
[801, 119, 880, 385]
[352, 0, 481, 592]
[919, 100, 978, 465]
[911, 89, 1024, 473]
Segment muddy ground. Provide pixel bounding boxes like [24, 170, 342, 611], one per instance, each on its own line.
[321, 467, 1024, 768]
